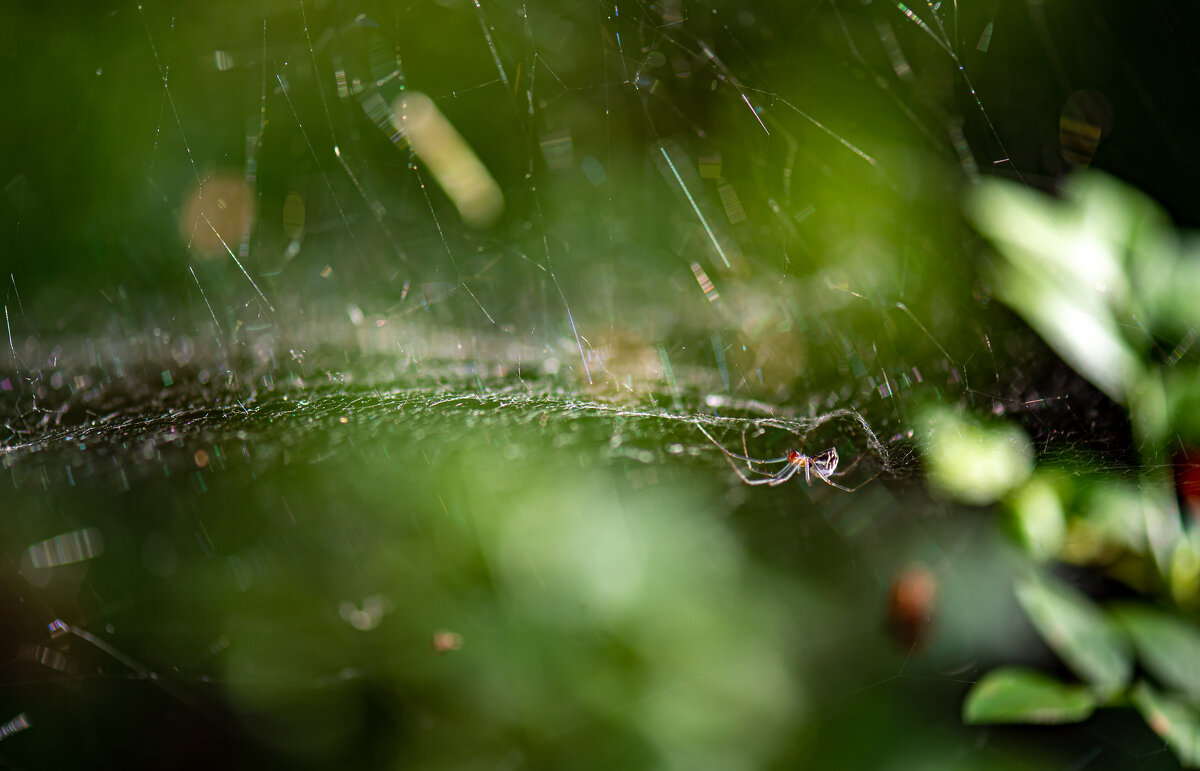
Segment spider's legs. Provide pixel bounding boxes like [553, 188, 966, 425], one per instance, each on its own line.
[811, 466, 879, 492]
[697, 424, 788, 467]
[730, 426, 787, 465]
[697, 424, 800, 486]
[767, 461, 801, 487]
[721, 453, 791, 486]
[830, 449, 867, 478]
[695, 422, 877, 491]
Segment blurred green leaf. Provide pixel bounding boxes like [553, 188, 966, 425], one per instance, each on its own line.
[963, 667, 1097, 725]
[1130, 681, 1200, 767]
[1084, 481, 1149, 555]
[1008, 476, 1066, 560]
[968, 175, 1144, 403]
[1081, 478, 1181, 576]
[1111, 604, 1200, 700]
[1165, 369, 1200, 445]
[969, 177, 1126, 300]
[1171, 534, 1200, 607]
[996, 275, 1139, 404]
[1015, 573, 1131, 698]
[1129, 370, 1171, 457]
[919, 405, 1033, 506]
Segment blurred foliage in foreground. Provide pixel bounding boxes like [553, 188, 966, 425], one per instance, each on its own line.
[919, 173, 1200, 766]
[3, 386, 1058, 770]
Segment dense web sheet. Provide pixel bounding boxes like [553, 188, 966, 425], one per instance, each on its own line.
[1, 0, 1193, 768]
[0, 368, 907, 494]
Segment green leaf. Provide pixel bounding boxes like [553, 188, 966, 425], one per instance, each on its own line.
[964, 667, 1097, 725]
[1171, 534, 1200, 606]
[967, 175, 1144, 403]
[1014, 574, 1132, 698]
[1112, 604, 1200, 700]
[1084, 481, 1149, 554]
[918, 405, 1033, 506]
[994, 273, 1140, 404]
[1130, 681, 1200, 767]
[1008, 476, 1066, 560]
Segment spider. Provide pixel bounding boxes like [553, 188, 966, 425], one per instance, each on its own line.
[696, 423, 870, 492]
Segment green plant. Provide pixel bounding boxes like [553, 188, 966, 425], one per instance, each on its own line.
[925, 173, 1200, 766]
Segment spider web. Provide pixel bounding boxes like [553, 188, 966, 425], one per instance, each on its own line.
[0, 0, 1194, 768]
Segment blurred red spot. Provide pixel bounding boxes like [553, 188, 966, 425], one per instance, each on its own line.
[432, 630, 463, 654]
[885, 564, 937, 652]
[179, 171, 255, 259]
[1175, 447, 1200, 522]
